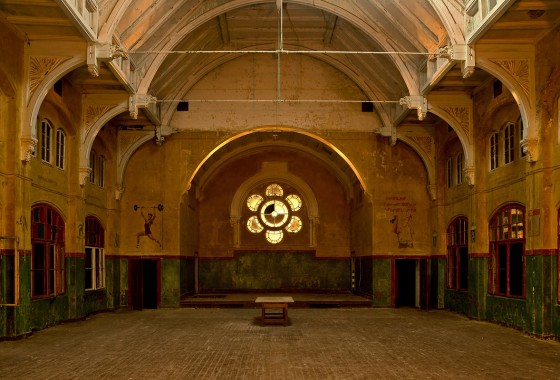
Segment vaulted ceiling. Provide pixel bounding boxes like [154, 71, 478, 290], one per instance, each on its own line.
[109, 0, 449, 104]
[2, 0, 560, 130]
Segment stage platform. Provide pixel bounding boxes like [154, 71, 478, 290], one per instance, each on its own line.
[180, 291, 372, 308]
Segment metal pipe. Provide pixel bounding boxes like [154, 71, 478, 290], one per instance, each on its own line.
[131, 49, 441, 56]
[157, 99, 400, 103]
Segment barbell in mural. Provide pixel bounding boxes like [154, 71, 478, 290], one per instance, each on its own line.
[133, 204, 164, 212]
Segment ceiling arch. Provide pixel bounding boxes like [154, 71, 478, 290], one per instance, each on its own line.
[101, 0, 449, 108]
[187, 127, 366, 199]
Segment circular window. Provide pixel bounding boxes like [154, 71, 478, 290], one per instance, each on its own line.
[260, 200, 289, 227]
[246, 183, 303, 244]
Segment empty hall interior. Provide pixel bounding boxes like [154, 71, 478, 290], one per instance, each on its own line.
[1, 0, 560, 344]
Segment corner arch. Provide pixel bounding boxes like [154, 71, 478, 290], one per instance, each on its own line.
[22, 57, 85, 162]
[79, 102, 128, 186]
[396, 135, 436, 200]
[427, 101, 475, 185]
[475, 54, 536, 161]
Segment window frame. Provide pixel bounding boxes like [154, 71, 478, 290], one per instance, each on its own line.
[446, 216, 468, 291]
[503, 122, 515, 165]
[446, 158, 453, 188]
[55, 128, 66, 169]
[41, 120, 52, 164]
[31, 204, 66, 298]
[85, 216, 105, 291]
[489, 132, 499, 170]
[518, 117, 526, 158]
[488, 204, 526, 298]
[89, 150, 96, 184]
[456, 152, 463, 185]
[98, 155, 105, 188]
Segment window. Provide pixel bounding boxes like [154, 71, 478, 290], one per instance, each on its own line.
[41, 120, 52, 163]
[89, 150, 96, 184]
[456, 153, 463, 185]
[446, 217, 468, 290]
[493, 80, 502, 98]
[31, 205, 65, 297]
[518, 117, 526, 158]
[85, 216, 105, 290]
[55, 129, 65, 169]
[503, 122, 514, 164]
[490, 133, 499, 170]
[446, 158, 453, 188]
[489, 204, 525, 297]
[53, 79, 63, 96]
[98, 156, 105, 188]
[246, 183, 303, 244]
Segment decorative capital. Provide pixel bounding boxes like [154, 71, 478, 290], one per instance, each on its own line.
[464, 165, 475, 186]
[374, 124, 397, 146]
[87, 64, 99, 77]
[155, 125, 179, 146]
[399, 96, 427, 121]
[87, 42, 128, 78]
[20, 137, 38, 162]
[79, 167, 92, 187]
[521, 138, 538, 162]
[87, 42, 100, 77]
[427, 184, 436, 201]
[440, 44, 475, 79]
[115, 185, 125, 201]
[462, 65, 475, 79]
[129, 94, 157, 119]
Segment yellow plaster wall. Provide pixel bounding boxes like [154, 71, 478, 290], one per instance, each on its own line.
[121, 129, 433, 258]
[170, 54, 382, 133]
[0, 20, 23, 242]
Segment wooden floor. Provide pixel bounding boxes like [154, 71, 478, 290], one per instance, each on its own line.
[180, 291, 372, 308]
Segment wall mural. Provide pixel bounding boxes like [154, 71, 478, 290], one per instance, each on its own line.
[134, 204, 164, 249]
[385, 196, 416, 248]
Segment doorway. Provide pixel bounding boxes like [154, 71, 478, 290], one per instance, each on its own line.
[130, 259, 159, 310]
[395, 259, 416, 307]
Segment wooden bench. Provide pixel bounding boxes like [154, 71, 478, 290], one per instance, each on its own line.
[255, 297, 294, 326]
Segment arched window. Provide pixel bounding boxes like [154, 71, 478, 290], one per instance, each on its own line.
[503, 122, 515, 165]
[489, 132, 499, 170]
[489, 204, 525, 297]
[98, 155, 105, 188]
[55, 129, 65, 169]
[85, 216, 105, 290]
[446, 217, 468, 290]
[446, 158, 453, 188]
[89, 150, 96, 184]
[518, 117, 526, 158]
[456, 152, 463, 185]
[40, 120, 52, 163]
[246, 183, 303, 244]
[31, 204, 65, 297]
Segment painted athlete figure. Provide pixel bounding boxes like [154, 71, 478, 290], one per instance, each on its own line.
[136, 209, 162, 248]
